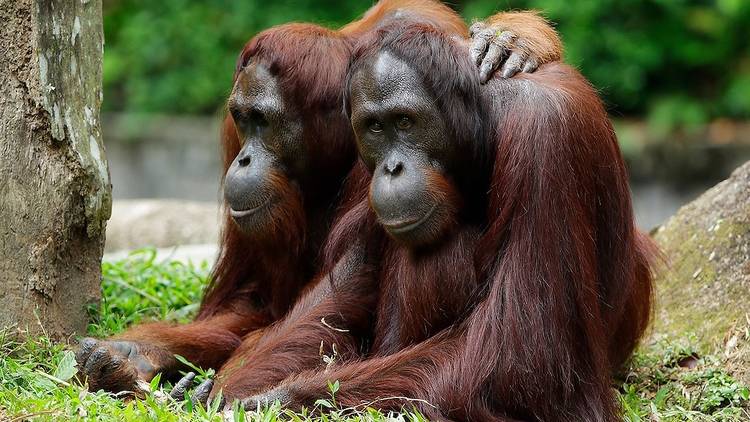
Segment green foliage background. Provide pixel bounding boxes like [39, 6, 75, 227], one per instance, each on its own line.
[104, 0, 750, 130]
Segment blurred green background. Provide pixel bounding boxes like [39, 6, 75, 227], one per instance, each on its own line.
[103, 0, 750, 129]
[101, 0, 750, 230]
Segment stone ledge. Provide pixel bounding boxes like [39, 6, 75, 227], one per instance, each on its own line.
[105, 199, 220, 253]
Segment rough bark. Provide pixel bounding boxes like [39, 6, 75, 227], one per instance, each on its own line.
[0, 0, 110, 340]
[651, 160, 750, 383]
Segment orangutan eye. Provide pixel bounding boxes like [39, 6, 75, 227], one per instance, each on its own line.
[396, 116, 412, 130]
[249, 109, 269, 128]
[368, 120, 383, 133]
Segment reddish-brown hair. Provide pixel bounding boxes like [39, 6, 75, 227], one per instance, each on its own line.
[199, 24, 356, 320]
[275, 22, 656, 421]
[84, 3, 589, 400]
[340, 0, 467, 38]
[200, 9, 653, 421]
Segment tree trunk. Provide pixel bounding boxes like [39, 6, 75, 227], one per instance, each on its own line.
[0, 0, 110, 340]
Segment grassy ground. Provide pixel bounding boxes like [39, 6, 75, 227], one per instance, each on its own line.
[0, 249, 748, 421]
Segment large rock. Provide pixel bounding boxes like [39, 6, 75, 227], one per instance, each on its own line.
[651, 161, 750, 382]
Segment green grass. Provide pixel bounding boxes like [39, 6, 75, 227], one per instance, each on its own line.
[620, 339, 749, 421]
[0, 249, 748, 421]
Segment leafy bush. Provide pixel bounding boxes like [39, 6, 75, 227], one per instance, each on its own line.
[103, 0, 364, 114]
[463, 0, 750, 130]
[103, 0, 750, 130]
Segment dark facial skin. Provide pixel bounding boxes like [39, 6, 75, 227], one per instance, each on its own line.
[225, 62, 304, 235]
[349, 51, 461, 246]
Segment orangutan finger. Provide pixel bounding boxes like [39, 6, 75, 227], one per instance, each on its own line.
[522, 57, 539, 73]
[75, 337, 99, 368]
[469, 21, 486, 37]
[170, 371, 195, 401]
[191, 378, 214, 407]
[84, 347, 136, 392]
[470, 27, 495, 66]
[500, 50, 529, 79]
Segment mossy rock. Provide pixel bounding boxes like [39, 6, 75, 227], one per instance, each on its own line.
[650, 160, 750, 383]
